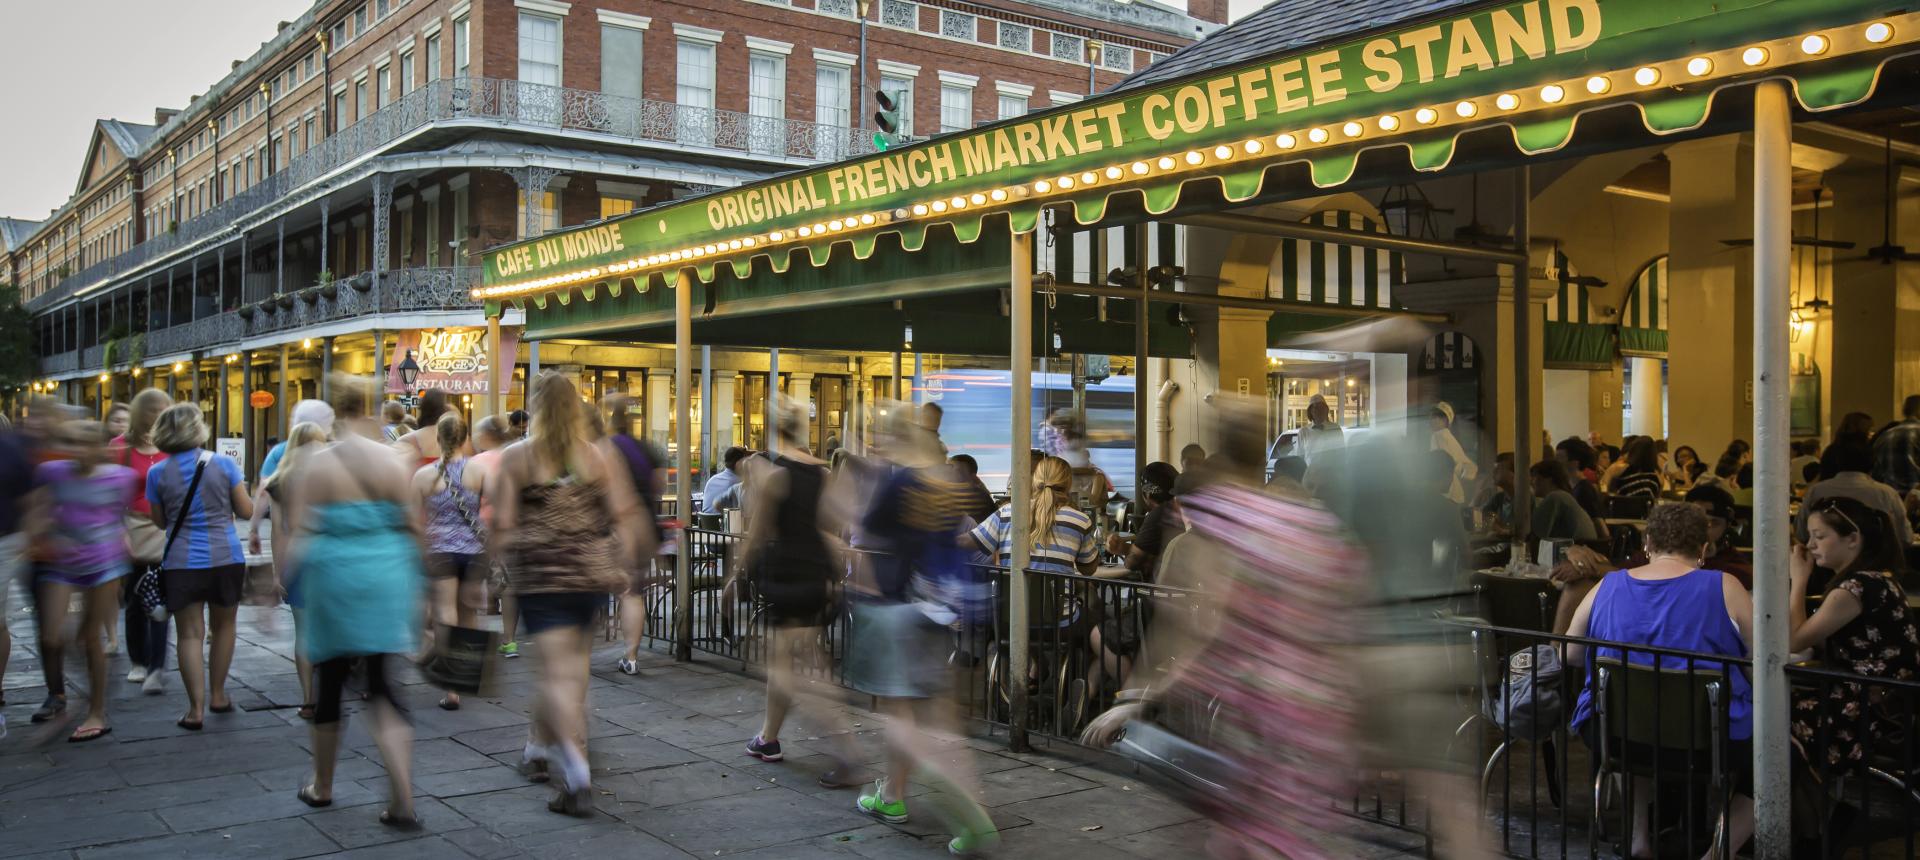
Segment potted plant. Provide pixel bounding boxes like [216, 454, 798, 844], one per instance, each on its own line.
[299, 286, 321, 304]
[350, 272, 374, 292]
[315, 270, 338, 300]
[237, 302, 257, 320]
[276, 292, 296, 310]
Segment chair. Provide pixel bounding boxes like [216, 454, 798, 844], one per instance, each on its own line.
[1463, 573, 1566, 808]
[1604, 494, 1654, 520]
[1591, 656, 1732, 858]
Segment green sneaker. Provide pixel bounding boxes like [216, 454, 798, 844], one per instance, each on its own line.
[856, 781, 908, 824]
[947, 824, 1000, 856]
[498, 641, 520, 659]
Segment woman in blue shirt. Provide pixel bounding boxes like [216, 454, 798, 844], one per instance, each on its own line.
[146, 404, 253, 731]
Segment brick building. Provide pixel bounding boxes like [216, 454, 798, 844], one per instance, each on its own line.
[7, 0, 1213, 474]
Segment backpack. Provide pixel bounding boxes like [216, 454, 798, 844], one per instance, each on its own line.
[1486, 644, 1564, 740]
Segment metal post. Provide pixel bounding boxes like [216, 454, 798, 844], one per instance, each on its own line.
[701, 345, 715, 475]
[217, 356, 230, 444]
[277, 219, 285, 295]
[321, 336, 334, 401]
[278, 344, 289, 439]
[1133, 222, 1149, 478]
[673, 268, 694, 662]
[1008, 228, 1035, 753]
[191, 358, 201, 411]
[1751, 79, 1792, 859]
[486, 314, 503, 417]
[1510, 167, 1532, 558]
[372, 174, 393, 287]
[372, 328, 386, 414]
[319, 196, 331, 276]
[911, 352, 923, 405]
[243, 350, 260, 480]
[529, 339, 541, 378]
[890, 350, 902, 400]
[767, 347, 780, 455]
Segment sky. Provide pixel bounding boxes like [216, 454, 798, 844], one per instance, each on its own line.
[0, 0, 1272, 223]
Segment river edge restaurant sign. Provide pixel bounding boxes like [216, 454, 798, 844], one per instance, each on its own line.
[482, 0, 1906, 299]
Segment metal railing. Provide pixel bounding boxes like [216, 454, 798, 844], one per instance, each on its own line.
[28, 76, 882, 312]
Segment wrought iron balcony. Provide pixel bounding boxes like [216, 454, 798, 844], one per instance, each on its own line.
[28, 77, 880, 313]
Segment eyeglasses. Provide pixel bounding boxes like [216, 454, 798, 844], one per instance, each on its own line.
[1810, 497, 1860, 534]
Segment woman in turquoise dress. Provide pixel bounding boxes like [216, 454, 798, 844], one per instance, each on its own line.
[282, 377, 424, 829]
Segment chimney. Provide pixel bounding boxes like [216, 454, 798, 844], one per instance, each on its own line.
[278, 20, 291, 31]
[154, 107, 180, 125]
[232, 60, 243, 70]
[1186, 0, 1227, 24]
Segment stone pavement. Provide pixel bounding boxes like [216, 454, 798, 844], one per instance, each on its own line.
[0, 601, 1427, 858]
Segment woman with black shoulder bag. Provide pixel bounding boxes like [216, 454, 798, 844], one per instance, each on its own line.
[111, 389, 172, 694]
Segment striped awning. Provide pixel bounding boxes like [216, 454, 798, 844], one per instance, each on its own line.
[1544, 250, 1615, 369]
[1270, 210, 1402, 310]
[1421, 330, 1477, 372]
[1618, 256, 1669, 357]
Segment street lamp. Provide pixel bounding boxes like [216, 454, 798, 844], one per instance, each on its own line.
[398, 350, 422, 408]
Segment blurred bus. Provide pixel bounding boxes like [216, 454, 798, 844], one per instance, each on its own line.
[924, 370, 1137, 499]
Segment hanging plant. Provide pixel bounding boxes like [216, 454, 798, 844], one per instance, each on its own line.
[237, 302, 258, 320]
[320, 282, 339, 300]
[350, 272, 374, 292]
[299, 286, 321, 304]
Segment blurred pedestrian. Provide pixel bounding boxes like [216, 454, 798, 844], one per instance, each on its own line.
[28, 419, 137, 739]
[285, 376, 422, 827]
[260, 421, 330, 720]
[603, 395, 667, 677]
[0, 413, 33, 714]
[104, 402, 130, 440]
[380, 401, 408, 443]
[948, 454, 996, 524]
[507, 409, 530, 441]
[393, 389, 453, 469]
[413, 413, 484, 710]
[112, 389, 174, 694]
[492, 372, 651, 815]
[1430, 401, 1477, 505]
[147, 402, 253, 731]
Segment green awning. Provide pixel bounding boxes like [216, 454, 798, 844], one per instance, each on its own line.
[1545, 320, 1616, 369]
[482, 0, 1915, 314]
[1618, 255, 1669, 357]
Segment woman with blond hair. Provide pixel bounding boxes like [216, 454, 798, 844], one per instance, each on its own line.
[966, 455, 1101, 577]
[491, 372, 650, 815]
[260, 421, 330, 720]
[111, 388, 173, 692]
[412, 412, 485, 709]
[285, 376, 422, 825]
[147, 402, 253, 731]
[28, 419, 139, 739]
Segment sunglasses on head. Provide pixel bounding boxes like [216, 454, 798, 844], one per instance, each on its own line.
[1810, 497, 1860, 534]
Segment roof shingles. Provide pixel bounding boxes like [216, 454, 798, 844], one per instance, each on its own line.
[1113, 0, 1481, 92]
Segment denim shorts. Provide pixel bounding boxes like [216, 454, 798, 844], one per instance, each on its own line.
[517, 591, 603, 635]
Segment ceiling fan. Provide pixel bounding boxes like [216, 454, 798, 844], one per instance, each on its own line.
[1720, 187, 1856, 250]
[1792, 187, 1835, 321]
[1848, 134, 1920, 263]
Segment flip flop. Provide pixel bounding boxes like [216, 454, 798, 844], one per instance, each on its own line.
[208, 702, 235, 714]
[176, 717, 203, 731]
[379, 810, 423, 831]
[30, 696, 66, 723]
[297, 786, 333, 808]
[67, 726, 112, 743]
[438, 697, 461, 711]
[297, 704, 316, 721]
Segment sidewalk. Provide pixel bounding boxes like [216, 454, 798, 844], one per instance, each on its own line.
[0, 601, 1426, 858]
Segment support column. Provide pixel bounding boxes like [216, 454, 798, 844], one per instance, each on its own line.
[529, 339, 541, 378]
[371, 174, 393, 287]
[890, 351, 902, 401]
[276, 219, 285, 296]
[766, 348, 780, 456]
[1512, 167, 1533, 552]
[319, 196, 331, 276]
[1008, 229, 1035, 753]
[1133, 223, 1149, 480]
[486, 314, 503, 417]
[191, 358, 201, 412]
[1667, 135, 1757, 456]
[372, 328, 386, 413]
[788, 373, 815, 450]
[217, 356, 231, 445]
[1826, 165, 1920, 424]
[321, 336, 334, 402]
[278, 344, 290, 439]
[1628, 357, 1664, 438]
[513, 167, 561, 239]
[1751, 80, 1793, 859]
[673, 268, 694, 662]
[243, 350, 260, 480]
[700, 346, 715, 474]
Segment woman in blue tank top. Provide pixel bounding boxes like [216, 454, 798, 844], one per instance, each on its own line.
[1564, 502, 1754, 860]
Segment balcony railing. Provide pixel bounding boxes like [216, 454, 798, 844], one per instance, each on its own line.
[28, 77, 881, 312]
[42, 267, 485, 374]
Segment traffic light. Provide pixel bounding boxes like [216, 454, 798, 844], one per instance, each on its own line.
[873, 89, 902, 151]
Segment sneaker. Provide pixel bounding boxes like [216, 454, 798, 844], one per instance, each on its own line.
[745, 736, 784, 762]
[856, 781, 908, 824]
[499, 641, 520, 659]
[947, 822, 1001, 856]
[520, 743, 551, 783]
[127, 667, 148, 684]
[617, 657, 639, 676]
[142, 671, 165, 695]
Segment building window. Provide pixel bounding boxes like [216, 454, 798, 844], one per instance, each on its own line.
[939, 10, 975, 40]
[997, 93, 1027, 119]
[817, 0, 855, 16]
[355, 79, 369, 121]
[600, 197, 637, 218]
[939, 83, 971, 133]
[515, 189, 558, 239]
[425, 195, 441, 265]
[376, 0, 390, 17]
[329, 21, 346, 51]
[998, 22, 1031, 51]
[454, 15, 470, 77]
[518, 13, 561, 86]
[601, 23, 644, 100]
[1101, 45, 1133, 72]
[814, 62, 850, 131]
[353, 6, 368, 36]
[1051, 33, 1085, 62]
[451, 183, 469, 259]
[880, 0, 916, 29]
[425, 33, 442, 82]
[400, 49, 415, 93]
[748, 52, 785, 154]
[376, 64, 391, 109]
[676, 39, 717, 144]
[880, 75, 912, 136]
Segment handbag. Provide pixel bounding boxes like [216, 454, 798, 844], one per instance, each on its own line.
[419, 622, 500, 695]
[138, 452, 210, 622]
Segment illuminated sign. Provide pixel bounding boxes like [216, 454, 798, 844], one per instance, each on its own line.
[385, 327, 519, 396]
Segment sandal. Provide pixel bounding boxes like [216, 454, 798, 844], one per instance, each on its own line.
[208, 702, 235, 714]
[438, 697, 460, 711]
[297, 704, 316, 721]
[176, 717, 203, 731]
[379, 809, 423, 831]
[297, 785, 332, 808]
[67, 725, 112, 743]
[30, 695, 67, 724]
[547, 785, 593, 817]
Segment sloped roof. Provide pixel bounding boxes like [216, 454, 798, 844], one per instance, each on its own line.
[99, 119, 158, 155]
[0, 218, 41, 253]
[1112, 0, 1482, 92]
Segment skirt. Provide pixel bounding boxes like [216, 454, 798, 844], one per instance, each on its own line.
[843, 598, 946, 700]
